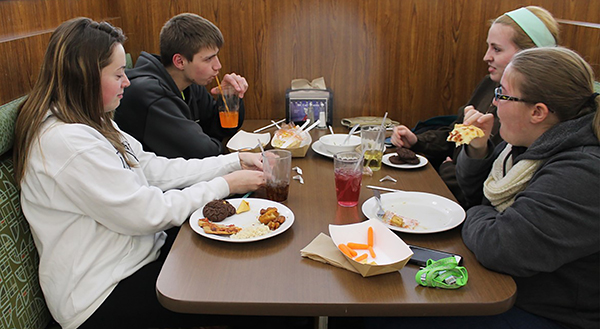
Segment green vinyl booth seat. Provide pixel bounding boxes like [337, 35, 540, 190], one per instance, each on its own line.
[0, 96, 53, 329]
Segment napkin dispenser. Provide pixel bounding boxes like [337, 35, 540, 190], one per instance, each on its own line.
[286, 78, 333, 127]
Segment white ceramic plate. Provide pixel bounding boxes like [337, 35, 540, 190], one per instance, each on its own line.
[361, 191, 465, 234]
[189, 198, 294, 243]
[382, 153, 428, 169]
[311, 140, 334, 158]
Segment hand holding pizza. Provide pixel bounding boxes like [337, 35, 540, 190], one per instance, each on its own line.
[454, 106, 495, 157]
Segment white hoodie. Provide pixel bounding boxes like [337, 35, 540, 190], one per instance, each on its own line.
[20, 115, 240, 328]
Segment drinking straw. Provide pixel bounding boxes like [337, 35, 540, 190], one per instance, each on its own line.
[254, 118, 285, 133]
[328, 125, 335, 135]
[376, 112, 387, 147]
[376, 112, 388, 143]
[271, 120, 282, 130]
[215, 76, 230, 112]
[343, 124, 360, 144]
[258, 138, 266, 157]
[299, 119, 311, 130]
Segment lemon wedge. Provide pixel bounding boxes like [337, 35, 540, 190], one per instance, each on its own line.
[236, 200, 250, 214]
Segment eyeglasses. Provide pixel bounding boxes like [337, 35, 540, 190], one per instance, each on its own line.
[494, 86, 529, 102]
[494, 86, 554, 112]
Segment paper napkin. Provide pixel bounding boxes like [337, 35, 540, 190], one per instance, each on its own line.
[300, 233, 359, 273]
[291, 77, 326, 90]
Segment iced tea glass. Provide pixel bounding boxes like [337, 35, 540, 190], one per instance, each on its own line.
[262, 149, 292, 202]
[361, 125, 385, 171]
[333, 151, 363, 207]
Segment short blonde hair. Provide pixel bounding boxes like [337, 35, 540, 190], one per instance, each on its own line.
[493, 6, 560, 50]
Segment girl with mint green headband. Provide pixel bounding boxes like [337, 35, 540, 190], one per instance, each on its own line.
[494, 6, 559, 50]
[390, 6, 559, 207]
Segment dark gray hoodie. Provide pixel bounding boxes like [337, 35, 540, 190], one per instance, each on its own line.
[114, 52, 245, 159]
[457, 113, 599, 329]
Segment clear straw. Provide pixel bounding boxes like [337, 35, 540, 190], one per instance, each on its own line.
[215, 76, 230, 112]
[258, 138, 266, 157]
[375, 112, 388, 146]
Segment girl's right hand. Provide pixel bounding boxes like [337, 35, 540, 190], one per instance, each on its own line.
[223, 170, 265, 195]
[462, 106, 494, 157]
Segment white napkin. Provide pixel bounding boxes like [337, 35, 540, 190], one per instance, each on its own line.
[300, 233, 359, 273]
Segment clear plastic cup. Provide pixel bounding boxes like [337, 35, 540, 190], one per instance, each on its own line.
[334, 151, 363, 207]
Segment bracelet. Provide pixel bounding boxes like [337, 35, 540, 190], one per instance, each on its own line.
[415, 257, 468, 289]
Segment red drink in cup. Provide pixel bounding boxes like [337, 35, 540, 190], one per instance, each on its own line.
[333, 151, 363, 207]
[335, 168, 362, 207]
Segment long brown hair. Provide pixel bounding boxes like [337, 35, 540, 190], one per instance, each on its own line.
[509, 47, 600, 141]
[14, 17, 133, 183]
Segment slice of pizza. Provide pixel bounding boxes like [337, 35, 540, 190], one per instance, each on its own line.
[198, 218, 242, 235]
[447, 124, 484, 146]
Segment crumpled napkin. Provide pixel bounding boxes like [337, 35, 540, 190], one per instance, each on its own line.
[291, 77, 327, 90]
[300, 233, 358, 273]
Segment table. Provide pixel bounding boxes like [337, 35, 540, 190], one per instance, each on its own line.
[156, 120, 516, 322]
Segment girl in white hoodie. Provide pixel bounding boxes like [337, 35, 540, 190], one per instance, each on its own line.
[13, 17, 268, 329]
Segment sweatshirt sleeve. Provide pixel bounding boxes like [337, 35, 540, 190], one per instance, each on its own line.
[461, 150, 600, 277]
[412, 76, 496, 163]
[143, 94, 223, 159]
[46, 127, 240, 236]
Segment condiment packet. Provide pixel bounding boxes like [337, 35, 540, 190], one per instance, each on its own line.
[293, 175, 304, 184]
[379, 175, 397, 182]
[293, 166, 303, 175]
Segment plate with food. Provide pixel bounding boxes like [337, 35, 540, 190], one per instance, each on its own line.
[382, 152, 428, 169]
[189, 198, 295, 242]
[361, 191, 465, 234]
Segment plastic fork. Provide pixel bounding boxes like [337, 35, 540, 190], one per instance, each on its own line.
[373, 189, 385, 218]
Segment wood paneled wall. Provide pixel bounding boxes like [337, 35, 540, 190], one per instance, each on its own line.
[2, 0, 599, 129]
[0, 0, 119, 107]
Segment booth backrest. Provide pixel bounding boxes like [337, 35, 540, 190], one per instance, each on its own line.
[0, 97, 52, 329]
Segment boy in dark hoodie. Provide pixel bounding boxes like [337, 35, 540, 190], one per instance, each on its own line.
[115, 13, 248, 159]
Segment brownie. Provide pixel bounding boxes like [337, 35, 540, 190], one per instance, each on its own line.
[203, 200, 236, 222]
[390, 147, 420, 165]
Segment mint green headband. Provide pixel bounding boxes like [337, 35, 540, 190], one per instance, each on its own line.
[505, 8, 556, 47]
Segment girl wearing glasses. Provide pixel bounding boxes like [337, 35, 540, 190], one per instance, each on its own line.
[390, 6, 558, 207]
[457, 47, 599, 329]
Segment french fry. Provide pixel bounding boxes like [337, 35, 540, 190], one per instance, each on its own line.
[355, 253, 368, 262]
[368, 226, 374, 247]
[368, 246, 376, 258]
[338, 244, 357, 258]
[347, 242, 369, 250]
